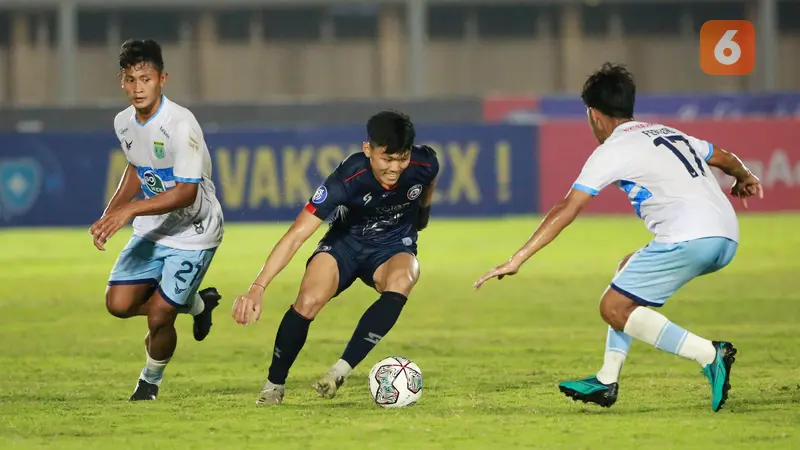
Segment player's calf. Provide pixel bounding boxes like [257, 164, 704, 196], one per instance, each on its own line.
[339, 291, 408, 372]
[259, 306, 314, 404]
[130, 294, 178, 401]
[146, 303, 178, 361]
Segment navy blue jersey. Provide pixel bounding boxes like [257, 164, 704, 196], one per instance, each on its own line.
[304, 145, 439, 246]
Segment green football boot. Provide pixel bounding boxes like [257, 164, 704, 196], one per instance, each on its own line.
[558, 376, 618, 408]
[701, 341, 737, 412]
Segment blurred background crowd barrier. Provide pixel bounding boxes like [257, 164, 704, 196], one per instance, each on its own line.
[0, 0, 798, 228]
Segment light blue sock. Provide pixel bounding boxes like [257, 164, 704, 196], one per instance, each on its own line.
[596, 326, 632, 384]
[140, 352, 169, 386]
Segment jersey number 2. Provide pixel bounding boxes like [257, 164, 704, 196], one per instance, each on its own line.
[175, 261, 203, 286]
[653, 136, 706, 178]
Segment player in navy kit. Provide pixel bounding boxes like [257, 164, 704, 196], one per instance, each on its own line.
[231, 111, 439, 405]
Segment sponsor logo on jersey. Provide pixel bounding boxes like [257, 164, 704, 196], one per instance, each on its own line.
[407, 184, 422, 200]
[142, 170, 166, 195]
[153, 141, 165, 159]
[312, 185, 328, 204]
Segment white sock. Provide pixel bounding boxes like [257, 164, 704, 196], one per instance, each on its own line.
[596, 327, 632, 384]
[141, 352, 170, 386]
[187, 292, 205, 316]
[262, 379, 284, 390]
[331, 359, 353, 379]
[596, 351, 627, 385]
[623, 307, 716, 367]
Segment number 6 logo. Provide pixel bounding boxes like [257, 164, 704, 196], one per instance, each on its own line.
[700, 20, 755, 76]
[714, 30, 741, 66]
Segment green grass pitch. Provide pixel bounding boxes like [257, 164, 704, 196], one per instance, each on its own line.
[1, 214, 799, 449]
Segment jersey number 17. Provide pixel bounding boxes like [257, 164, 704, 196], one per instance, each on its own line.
[653, 135, 706, 178]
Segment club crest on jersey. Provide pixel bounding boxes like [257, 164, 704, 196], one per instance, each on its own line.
[312, 185, 328, 204]
[407, 184, 423, 200]
[153, 141, 165, 159]
[143, 170, 166, 196]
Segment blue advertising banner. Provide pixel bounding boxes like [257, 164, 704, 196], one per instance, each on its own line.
[0, 124, 537, 228]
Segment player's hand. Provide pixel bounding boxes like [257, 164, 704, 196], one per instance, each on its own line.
[232, 287, 264, 326]
[730, 174, 764, 209]
[89, 206, 134, 251]
[473, 259, 522, 289]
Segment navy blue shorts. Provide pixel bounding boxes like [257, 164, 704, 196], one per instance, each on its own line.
[306, 234, 417, 297]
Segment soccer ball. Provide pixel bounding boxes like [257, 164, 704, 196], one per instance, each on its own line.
[368, 356, 423, 408]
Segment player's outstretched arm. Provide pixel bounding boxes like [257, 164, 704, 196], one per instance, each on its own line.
[231, 209, 324, 326]
[706, 146, 763, 208]
[474, 189, 593, 289]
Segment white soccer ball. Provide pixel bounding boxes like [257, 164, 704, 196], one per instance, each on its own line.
[368, 356, 423, 408]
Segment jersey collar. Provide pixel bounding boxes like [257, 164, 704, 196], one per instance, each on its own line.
[134, 95, 167, 127]
[606, 120, 643, 143]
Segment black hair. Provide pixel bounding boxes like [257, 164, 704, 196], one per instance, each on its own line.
[119, 39, 164, 73]
[367, 110, 415, 155]
[581, 62, 635, 119]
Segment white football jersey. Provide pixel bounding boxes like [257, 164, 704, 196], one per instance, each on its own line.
[573, 121, 738, 243]
[113, 96, 224, 250]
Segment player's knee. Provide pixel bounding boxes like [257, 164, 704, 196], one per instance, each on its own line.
[380, 262, 419, 296]
[383, 275, 416, 297]
[599, 294, 634, 331]
[600, 296, 625, 331]
[146, 298, 177, 329]
[599, 300, 617, 329]
[294, 292, 328, 319]
[105, 290, 136, 319]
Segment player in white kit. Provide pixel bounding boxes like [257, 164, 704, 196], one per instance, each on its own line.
[474, 63, 762, 412]
[90, 39, 225, 401]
